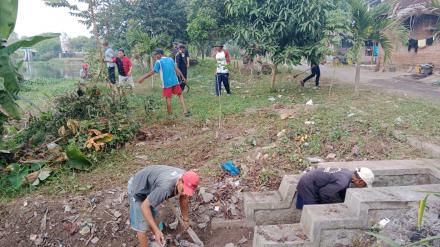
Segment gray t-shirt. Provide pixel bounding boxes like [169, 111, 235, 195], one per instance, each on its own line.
[131, 165, 185, 208]
[104, 47, 115, 67]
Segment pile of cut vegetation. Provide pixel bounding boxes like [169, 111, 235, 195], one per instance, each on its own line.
[0, 87, 140, 197]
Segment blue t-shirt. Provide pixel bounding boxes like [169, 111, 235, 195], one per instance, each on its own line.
[153, 57, 179, 88]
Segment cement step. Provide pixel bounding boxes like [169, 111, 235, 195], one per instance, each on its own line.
[300, 203, 361, 242]
[253, 224, 311, 247]
[244, 175, 301, 224]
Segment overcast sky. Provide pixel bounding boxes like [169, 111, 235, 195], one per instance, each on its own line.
[15, 0, 90, 38]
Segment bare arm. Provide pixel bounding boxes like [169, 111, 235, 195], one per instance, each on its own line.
[141, 199, 160, 233]
[179, 195, 190, 229]
[137, 70, 155, 84]
[175, 66, 187, 83]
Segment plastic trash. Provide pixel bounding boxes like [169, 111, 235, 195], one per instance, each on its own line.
[221, 161, 240, 176]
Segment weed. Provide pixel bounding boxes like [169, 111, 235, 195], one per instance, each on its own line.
[259, 168, 277, 185]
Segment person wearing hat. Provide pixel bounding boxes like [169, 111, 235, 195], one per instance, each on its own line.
[213, 44, 232, 96]
[137, 48, 190, 117]
[295, 167, 374, 209]
[128, 165, 200, 247]
[175, 44, 190, 91]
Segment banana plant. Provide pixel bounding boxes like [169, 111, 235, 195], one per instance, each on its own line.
[0, 0, 59, 138]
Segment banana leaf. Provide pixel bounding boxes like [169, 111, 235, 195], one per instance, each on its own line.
[5, 33, 60, 55]
[66, 144, 93, 171]
[0, 0, 18, 41]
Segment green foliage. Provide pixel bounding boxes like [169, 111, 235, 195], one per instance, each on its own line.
[69, 36, 95, 52]
[417, 194, 429, 231]
[0, 1, 60, 139]
[32, 37, 61, 61]
[7, 163, 28, 189]
[187, 11, 217, 58]
[66, 143, 93, 171]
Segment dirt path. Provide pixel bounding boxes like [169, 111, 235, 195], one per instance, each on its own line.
[295, 65, 440, 103]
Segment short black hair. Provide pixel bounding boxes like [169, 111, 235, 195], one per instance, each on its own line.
[179, 45, 186, 49]
[118, 48, 125, 54]
[152, 48, 164, 55]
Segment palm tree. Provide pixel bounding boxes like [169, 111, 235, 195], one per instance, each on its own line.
[347, 0, 404, 96]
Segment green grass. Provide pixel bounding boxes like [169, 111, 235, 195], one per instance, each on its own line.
[3, 59, 440, 200]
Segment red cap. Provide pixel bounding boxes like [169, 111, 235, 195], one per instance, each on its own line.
[182, 171, 200, 196]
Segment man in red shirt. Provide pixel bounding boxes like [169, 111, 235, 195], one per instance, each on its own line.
[113, 49, 134, 88]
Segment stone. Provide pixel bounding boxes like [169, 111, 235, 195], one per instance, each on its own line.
[224, 244, 235, 247]
[228, 204, 238, 216]
[326, 153, 336, 160]
[29, 234, 38, 241]
[90, 237, 99, 244]
[113, 210, 122, 219]
[169, 219, 179, 230]
[64, 205, 72, 212]
[199, 187, 214, 203]
[197, 223, 207, 229]
[306, 99, 313, 105]
[306, 157, 323, 164]
[268, 97, 276, 102]
[79, 225, 91, 235]
[238, 236, 247, 244]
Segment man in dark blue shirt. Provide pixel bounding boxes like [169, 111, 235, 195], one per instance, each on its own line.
[175, 45, 189, 91]
[295, 167, 374, 209]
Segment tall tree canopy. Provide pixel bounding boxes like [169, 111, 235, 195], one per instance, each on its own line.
[226, 0, 336, 88]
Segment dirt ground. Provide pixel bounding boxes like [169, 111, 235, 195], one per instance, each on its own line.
[295, 64, 440, 103]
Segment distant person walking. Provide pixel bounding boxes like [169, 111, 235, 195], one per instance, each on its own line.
[214, 44, 231, 96]
[175, 45, 190, 91]
[103, 41, 116, 86]
[136, 48, 191, 117]
[301, 61, 321, 89]
[113, 49, 134, 88]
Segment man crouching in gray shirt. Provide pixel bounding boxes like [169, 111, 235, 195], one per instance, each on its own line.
[128, 165, 200, 246]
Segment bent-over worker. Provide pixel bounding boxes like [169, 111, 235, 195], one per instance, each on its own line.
[295, 167, 374, 209]
[128, 165, 200, 247]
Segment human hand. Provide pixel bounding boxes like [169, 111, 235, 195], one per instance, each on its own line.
[182, 219, 190, 230]
[154, 230, 165, 246]
[136, 78, 143, 84]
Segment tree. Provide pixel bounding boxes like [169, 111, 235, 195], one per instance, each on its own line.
[187, 11, 217, 60]
[32, 38, 61, 61]
[226, 0, 335, 89]
[347, 0, 404, 96]
[45, 0, 106, 80]
[70, 36, 95, 52]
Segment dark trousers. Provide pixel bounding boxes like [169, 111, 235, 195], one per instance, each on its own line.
[179, 69, 188, 91]
[215, 73, 231, 96]
[295, 193, 305, 210]
[108, 66, 116, 84]
[303, 66, 320, 86]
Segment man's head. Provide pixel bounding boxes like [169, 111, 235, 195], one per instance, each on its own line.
[152, 48, 164, 60]
[103, 41, 109, 48]
[214, 44, 224, 52]
[352, 167, 374, 188]
[117, 49, 125, 58]
[179, 45, 186, 53]
[176, 171, 200, 197]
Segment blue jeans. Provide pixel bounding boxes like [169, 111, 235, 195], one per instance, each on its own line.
[128, 178, 158, 232]
[215, 73, 231, 96]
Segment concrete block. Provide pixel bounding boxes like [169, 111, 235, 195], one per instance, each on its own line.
[244, 191, 283, 219]
[406, 136, 440, 158]
[254, 207, 302, 225]
[301, 203, 361, 242]
[319, 229, 365, 247]
[253, 224, 311, 247]
[278, 175, 300, 201]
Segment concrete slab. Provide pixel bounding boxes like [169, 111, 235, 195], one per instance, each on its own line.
[253, 224, 311, 247]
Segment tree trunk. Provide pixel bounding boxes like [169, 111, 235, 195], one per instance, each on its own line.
[201, 44, 205, 60]
[354, 61, 361, 96]
[271, 64, 277, 89]
[89, 1, 104, 82]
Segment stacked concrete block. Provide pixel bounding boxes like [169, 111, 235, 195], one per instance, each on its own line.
[249, 159, 440, 247]
[244, 174, 302, 225]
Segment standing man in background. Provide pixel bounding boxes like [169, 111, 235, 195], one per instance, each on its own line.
[175, 44, 190, 91]
[103, 41, 116, 87]
[113, 49, 134, 89]
[214, 44, 232, 96]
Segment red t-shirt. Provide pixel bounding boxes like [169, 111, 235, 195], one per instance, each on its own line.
[113, 56, 132, 76]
